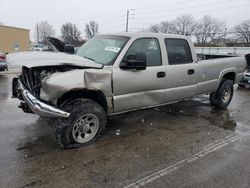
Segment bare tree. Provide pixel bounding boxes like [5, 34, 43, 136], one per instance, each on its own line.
[149, 24, 161, 33]
[61, 23, 82, 45]
[225, 37, 238, 47]
[234, 20, 250, 47]
[149, 21, 176, 34]
[149, 15, 195, 35]
[34, 21, 55, 45]
[194, 15, 226, 46]
[172, 15, 196, 36]
[161, 21, 177, 34]
[84, 21, 98, 39]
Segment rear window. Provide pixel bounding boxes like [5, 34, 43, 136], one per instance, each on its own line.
[165, 39, 193, 65]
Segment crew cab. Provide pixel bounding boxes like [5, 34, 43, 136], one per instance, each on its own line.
[9, 33, 248, 149]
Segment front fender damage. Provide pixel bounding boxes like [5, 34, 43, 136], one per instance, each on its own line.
[84, 69, 112, 96]
[40, 68, 112, 106]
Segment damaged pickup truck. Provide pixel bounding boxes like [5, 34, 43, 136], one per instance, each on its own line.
[9, 33, 249, 149]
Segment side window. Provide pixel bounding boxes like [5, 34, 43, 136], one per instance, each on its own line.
[165, 39, 193, 65]
[124, 38, 162, 66]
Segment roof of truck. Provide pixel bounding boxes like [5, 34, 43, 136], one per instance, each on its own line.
[99, 32, 190, 39]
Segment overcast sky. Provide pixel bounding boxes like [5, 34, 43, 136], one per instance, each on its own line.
[1, 0, 250, 40]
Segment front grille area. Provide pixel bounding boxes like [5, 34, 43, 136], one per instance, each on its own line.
[21, 67, 35, 95]
[12, 77, 18, 98]
[21, 67, 31, 90]
[21, 67, 42, 98]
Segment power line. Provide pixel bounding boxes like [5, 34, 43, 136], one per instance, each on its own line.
[31, 0, 248, 31]
[35, 0, 200, 26]
[100, 1, 245, 31]
[132, 13, 249, 26]
[135, 0, 230, 13]
[134, 3, 250, 20]
[27, 0, 249, 38]
[134, 0, 201, 11]
[42, 0, 204, 28]
[128, 5, 249, 30]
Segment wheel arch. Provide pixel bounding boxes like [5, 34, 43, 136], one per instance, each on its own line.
[222, 72, 236, 82]
[216, 69, 236, 90]
[57, 89, 109, 112]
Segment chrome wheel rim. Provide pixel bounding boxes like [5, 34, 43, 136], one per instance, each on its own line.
[222, 86, 232, 103]
[72, 114, 99, 144]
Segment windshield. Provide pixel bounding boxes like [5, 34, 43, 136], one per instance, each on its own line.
[76, 35, 130, 65]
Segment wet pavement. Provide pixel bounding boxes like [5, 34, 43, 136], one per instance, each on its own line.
[0, 73, 250, 188]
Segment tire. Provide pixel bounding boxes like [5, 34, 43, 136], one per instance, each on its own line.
[209, 79, 234, 109]
[55, 98, 107, 149]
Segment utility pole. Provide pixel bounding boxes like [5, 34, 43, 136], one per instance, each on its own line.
[248, 33, 250, 47]
[126, 10, 129, 32]
[224, 27, 227, 47]
[36, 22, 39, 43]
[125, 9, 135, 32]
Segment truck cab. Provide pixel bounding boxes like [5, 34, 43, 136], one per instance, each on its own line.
[110, 34, 198, 112]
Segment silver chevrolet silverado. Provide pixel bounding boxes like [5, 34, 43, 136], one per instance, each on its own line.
[9, 33, 248, 149]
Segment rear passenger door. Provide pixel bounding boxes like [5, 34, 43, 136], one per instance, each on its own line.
[164, 38, 198, 102]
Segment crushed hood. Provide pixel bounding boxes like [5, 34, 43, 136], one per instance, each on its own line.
[6, 51, 102, 68]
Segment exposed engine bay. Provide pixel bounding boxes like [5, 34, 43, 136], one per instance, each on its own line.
[13, 64, 113, 115]
[14, 65, 86, 100]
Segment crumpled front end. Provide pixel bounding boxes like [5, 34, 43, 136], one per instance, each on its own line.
[12, 66, 85, 118]
[39, 69, 86, 104]
[12, 65, 113, 118]
[13, 77, 70, 118]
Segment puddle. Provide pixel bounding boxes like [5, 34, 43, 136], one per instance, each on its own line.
[154, 98, 238, 131]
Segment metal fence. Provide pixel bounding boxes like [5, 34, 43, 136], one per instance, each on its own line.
[195, 47, 250, 55]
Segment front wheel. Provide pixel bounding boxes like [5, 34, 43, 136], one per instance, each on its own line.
[210, 80, 234, 109]
[55, 98, 107, 149]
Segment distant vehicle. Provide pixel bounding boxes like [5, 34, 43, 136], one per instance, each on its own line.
[0, 58, 8, 71]
[10, 33, 249, 148]
[238, 54, 250, 88]
[0, 51, 6, 60]
[31, 44, 45, 51]
[238, 71, 250, 88]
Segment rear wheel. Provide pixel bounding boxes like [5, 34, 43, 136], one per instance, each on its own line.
[210, 80, 234, 109]
[55, 98, 107, 149]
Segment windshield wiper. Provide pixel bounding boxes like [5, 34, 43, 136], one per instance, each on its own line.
[83, 56, 95, 62]
[82, 56, 103, 65]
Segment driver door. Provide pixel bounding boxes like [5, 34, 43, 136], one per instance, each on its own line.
[112, 38, 167, 113]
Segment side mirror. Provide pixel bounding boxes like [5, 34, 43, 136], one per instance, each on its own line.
[64, 44, 75, 54]
[120, 52, 147, 70]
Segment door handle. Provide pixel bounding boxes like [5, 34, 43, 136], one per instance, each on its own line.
[187, 69, 195, 75]
[157, 71, 166, 78]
